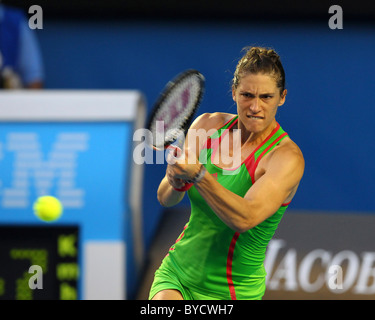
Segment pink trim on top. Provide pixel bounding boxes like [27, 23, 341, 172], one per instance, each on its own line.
[244, 128, 291, 207]
[222, 116, 237, 127]
[248, 132, 288, 183]
[244, 123, 281, 183]
[167, 224, 188, 256]
[226, 232, 240, 300]
[281, 200, 291, 207]
[210, 117, 238, 167]
[201, 116, 237, 150]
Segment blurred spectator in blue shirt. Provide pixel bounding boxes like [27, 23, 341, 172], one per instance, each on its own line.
[0, 4, 44, 88]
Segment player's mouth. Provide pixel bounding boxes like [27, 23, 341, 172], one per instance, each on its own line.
[247, 115, 264, 120]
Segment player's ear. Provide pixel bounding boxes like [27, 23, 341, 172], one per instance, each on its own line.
[278, 89, 287, 106]
[232, 87, 236, 102]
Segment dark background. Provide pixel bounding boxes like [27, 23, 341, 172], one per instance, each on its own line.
[3, 0, 375, 22]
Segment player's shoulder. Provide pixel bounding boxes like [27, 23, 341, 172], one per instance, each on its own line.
[191, 112, 235, 131]
[279, 135, 303, 156]
[272, 135, 305, 171]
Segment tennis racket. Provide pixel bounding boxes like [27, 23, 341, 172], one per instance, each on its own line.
[146, 69, 205, 191]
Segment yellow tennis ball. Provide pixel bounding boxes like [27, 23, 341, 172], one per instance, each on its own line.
[33, 196, 63, 222]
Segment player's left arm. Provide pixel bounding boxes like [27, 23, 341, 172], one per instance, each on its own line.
[194, 141, 305, 233]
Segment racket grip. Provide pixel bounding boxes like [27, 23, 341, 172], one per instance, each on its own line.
[173, 182, 193, 192]
[167, 145, 182, 158]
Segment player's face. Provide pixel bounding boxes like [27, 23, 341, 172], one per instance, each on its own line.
[232, 73, 286, 134]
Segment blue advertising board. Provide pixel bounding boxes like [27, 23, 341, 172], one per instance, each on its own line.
[0, 90, 145, 299]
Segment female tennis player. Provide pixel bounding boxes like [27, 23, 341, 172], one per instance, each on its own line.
[149, 46, 305, 300]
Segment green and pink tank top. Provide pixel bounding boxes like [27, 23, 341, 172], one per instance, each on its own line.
[162, 115, 290, 299]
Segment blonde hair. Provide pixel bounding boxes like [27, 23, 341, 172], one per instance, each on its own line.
[232, 46, 286, 94]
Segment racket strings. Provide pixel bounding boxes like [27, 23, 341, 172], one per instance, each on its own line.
[150, 75, 202, 147]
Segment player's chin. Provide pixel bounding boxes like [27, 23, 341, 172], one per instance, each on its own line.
[244, 118, 265, 132]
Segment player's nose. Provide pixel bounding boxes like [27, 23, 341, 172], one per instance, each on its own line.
[249, 98, 261, 113]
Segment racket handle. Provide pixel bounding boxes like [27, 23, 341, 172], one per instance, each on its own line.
[167, 144, 182, 158]
[173, 182, 193, 192]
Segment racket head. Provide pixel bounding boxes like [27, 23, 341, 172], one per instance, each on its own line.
[146, 69, 205, 150]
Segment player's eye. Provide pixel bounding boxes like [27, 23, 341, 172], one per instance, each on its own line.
[262, 95, 273, 99]
[241, 93, 254, 98]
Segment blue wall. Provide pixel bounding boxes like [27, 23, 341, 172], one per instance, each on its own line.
[36, 19, 375, 249]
